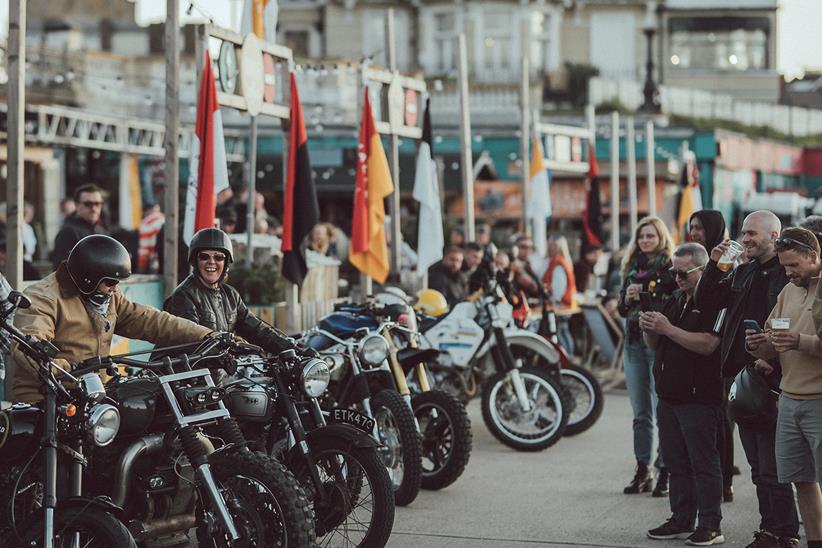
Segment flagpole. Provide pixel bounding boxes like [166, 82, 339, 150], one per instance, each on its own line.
[610, 111, 620, 253]
[646, 120, 657, 217]
[457, 33, 475, 242]
[246, 116, 258, 266]
[386, 8, 402, 277]
[626, 116, 638, 233]
[7, 0, 25, 292]
[519, 53, 530, 237]
[282, 62, 301, 334]
[163, 0, 180, 297]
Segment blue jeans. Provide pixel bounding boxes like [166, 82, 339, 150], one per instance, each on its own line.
[623, 340, 663, 468]
[557, 318, 575, 356]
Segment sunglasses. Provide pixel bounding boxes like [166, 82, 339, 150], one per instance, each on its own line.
[81, 201, 103, 208]
[775, 237, 816, 253]
[101, 278, 119, 288]
[669, 265, 704, 279]
[198, 252, 226, 262]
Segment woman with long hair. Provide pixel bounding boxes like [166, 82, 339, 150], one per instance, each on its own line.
[618, 216, 677, 497]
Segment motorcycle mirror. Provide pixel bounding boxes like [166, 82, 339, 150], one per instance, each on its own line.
[7, 291, 31, 309]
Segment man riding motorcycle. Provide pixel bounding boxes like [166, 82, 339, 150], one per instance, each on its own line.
[10, 234, 213, 403]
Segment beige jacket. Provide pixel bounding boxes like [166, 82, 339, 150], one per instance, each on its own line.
[11, 265, 212, 403]
[751, 276, 822, 399]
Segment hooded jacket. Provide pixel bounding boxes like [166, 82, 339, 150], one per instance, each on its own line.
[689, 210, 727, 252]
[11, 264, 212, 403]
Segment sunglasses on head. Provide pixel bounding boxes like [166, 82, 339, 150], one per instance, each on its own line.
[775, 237, 816, 253]
[669, 265, 704, 279]
[81, 201, 103, 208]
[198, 252, 226, 262]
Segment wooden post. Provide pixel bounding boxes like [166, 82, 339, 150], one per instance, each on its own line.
[7, 0, 25, 291]
[520, 54, 530, 237]
[626, 117, 638, 232]
[610, 112, 620, 252]
[163, 0, 180, 297]
[586, 104, 596, 147]
[386, 9, 402, 275]
[246, 116, 258, 266]
[646, 119, 657, 217]
[457, 33, 475, 241]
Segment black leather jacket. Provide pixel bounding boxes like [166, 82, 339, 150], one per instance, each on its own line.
[694, 257, 788, 378]
[164, 274, 296, 355]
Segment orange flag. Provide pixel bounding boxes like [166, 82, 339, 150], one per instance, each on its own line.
[349, 89, 394, 283]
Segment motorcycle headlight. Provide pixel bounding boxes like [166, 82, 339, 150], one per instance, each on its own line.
[300, 358, 331, 398]
[358, 334, 389, 367]
[86, 403, 120, 446]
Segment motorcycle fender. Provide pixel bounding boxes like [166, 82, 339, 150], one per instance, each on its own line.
[475, 329, 561, 365]
[283, 424, 380, 468]
[60, 496, 126, 518]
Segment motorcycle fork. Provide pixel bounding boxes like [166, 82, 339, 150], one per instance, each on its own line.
[43, 391, 58, 548]
[491, 328, 532, 412]
[383, 328, 417, 420]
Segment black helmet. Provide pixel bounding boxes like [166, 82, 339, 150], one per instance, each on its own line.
[188, 228, 234, 265]
[728, 365, 779, 429]
[67, 235, 132, 295]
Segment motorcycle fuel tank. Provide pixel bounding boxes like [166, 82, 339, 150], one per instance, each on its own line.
[422, 314, 485, 368]
[0, 404, 42, 464]
[107, 377, 159, 436]
[224, 378, 275, 422]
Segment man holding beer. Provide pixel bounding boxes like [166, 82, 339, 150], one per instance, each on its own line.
[695, 210, 798, 548]
[746, 227, 822, 548]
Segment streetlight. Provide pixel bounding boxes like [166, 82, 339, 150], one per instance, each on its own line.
[640, 0, 661, 113]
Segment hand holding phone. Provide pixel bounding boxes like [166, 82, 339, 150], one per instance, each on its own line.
[639, 292, 653, 312]
[743, 319, 762, 333]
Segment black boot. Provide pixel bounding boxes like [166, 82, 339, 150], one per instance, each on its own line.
[652, 468, 669, 497]
[624, 463, 652, 494]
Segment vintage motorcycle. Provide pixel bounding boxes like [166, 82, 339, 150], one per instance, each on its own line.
[87, 333, 316, 547]
[0, 290, 136, 547]
[299, 316, 424, 507]
[218, 343, 395, 547]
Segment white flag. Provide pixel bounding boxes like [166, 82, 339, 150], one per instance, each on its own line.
[526, 135, 553, 257]
[413, 99, 444, 274]
[241, 0, 279, 43]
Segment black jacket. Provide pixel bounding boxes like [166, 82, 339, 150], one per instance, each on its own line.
[694, 257, 788, 377]
[164, 274, 296, 354]
[428, 261, 468, 307]
[52, 214, 107, 268]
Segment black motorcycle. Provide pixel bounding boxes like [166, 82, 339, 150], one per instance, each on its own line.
[0, 290, 136, 547]
[87, 334, 316, 546]
[219, 344, 395, 547]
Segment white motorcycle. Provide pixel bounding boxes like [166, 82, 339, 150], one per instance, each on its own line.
[411, 275, 570, 451]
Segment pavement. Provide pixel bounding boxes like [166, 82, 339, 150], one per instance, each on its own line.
[388, 391, 772, 548]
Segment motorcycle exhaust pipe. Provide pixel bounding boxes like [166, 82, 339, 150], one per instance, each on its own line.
[113, 433, 165, 507]
[127, 514, 197, 541]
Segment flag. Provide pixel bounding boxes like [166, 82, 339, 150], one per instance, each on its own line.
[281, 73, 319, 286]
[582, 142, 604, 247]
[241, 0, 278, 42]
[412, 99, 443, 274]
[349, 89, 395, 284]
[118, 154, 142, 230]
[183, 51, 230, 245]
[526, 134, 553, 257]
[674, 153, 702, 244]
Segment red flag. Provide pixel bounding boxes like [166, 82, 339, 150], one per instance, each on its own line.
[183, 51, 229, 244]
[582, 142, 604, 247]
[281, 73, 319, 286]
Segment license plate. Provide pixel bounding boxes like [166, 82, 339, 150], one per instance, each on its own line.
[332, 408, 375, 433]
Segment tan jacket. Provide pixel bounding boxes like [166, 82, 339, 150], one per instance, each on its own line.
[11, 265, 212, 403]
[751, 276, 822, 399]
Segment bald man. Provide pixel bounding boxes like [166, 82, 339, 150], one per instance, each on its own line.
[695, 210, 799, 547]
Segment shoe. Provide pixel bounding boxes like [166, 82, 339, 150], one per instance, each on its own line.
[778, 537, 799, 548]
[652, 468, 669, 498]
[624, 463, 652, 494]
[744, 530, 781, 548]
[647, 519, 694, 540]
[733, 465, 741, 476]
[723, 486, 734, 503]
[686, 528, 725, 546]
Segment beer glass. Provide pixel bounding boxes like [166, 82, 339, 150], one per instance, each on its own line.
[717, 241, 744, 272]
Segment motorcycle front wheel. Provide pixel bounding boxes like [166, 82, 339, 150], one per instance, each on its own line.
[371, 389, 422, 506]
[196, 449, 316, 547]
[291, 436, 395, 547]
[480, 365, 569, 451]
[21, 506, 136, 548]
[412, 390, 473, 490]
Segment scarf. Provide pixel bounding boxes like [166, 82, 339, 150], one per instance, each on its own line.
[83, 292, 112, 333]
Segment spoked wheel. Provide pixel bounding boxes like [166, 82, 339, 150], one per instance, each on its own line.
[481, 365, 569, 451]
[412, 390, 472, 490]
[560, 365, 604, 436]
[293, 436, 395, 548]
[371, 389, 422, 506]
[197, 449, 315, 548]
[21, 505, 136, 548]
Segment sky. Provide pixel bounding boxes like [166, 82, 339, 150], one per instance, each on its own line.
[2, 0, 821, 79]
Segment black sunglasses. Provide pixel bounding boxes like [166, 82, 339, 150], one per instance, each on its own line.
[669, 265, 704, 279]
[775, 237, 816, 253]
[81, 201, 103, 208]
[198, 252, 226, 262]
[101, 278, 119, 288]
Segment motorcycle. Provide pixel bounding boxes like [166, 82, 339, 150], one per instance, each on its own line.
[299, 315, 424, 507]
[414, 272, 570, 451]
[218, 343, 395, 547]
[0, 290, 136, 547]
[87, 333, 316, 547]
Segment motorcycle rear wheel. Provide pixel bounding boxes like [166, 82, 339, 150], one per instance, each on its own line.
[21, 506, 136, 548]
[561, 365, 604, 436]
[196, 449, 315, 548]
[412, 390, 472, 490]
[371, 389, 422, 506]
[481, 365, 569, 451]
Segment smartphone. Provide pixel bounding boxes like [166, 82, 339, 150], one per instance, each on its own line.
[743, 319, 763, 333]
[639, 292, 653, 312]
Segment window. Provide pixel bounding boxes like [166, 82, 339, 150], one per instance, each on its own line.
[668, 18, 769, 71]
[590, 12, 636, 80]
[432, 11, 458, 73]
[284, 30, 309, 58]
[480, 9, 513, 74]
[362, 10, 411, 70]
